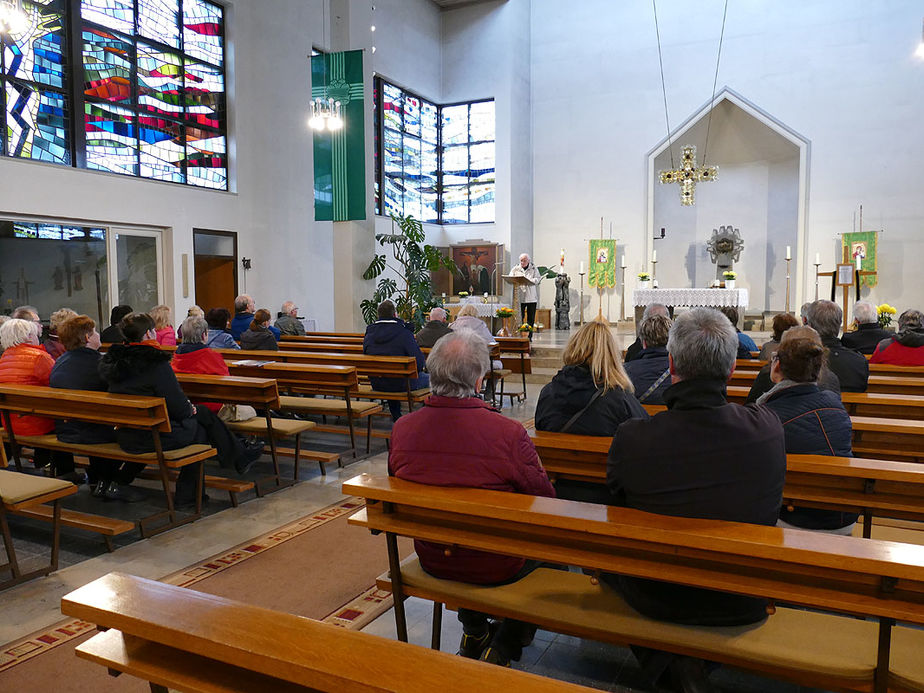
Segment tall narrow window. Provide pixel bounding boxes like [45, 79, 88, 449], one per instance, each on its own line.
[0, 0, 70, 164]
[442, 100, 495, 224]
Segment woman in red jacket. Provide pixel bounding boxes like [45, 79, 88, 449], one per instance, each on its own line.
[0, 318, 79, 479]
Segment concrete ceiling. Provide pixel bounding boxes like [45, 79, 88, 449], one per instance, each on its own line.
[430, 0, 503, 9]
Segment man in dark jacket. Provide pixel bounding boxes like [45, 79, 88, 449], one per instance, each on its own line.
[808, 299, 869, 392]
[842, 301, 891, 354]
[624, 314, 672, 405]
[624, 303, 669, 362]
[414, 307, 453, 348]
[99, 304, 132, 344]
[363, 300, 429, 420]
[871, 309, 924, 366]
[230, 294, 255, 341]
[389, 330, 555, 667]
[607, 307, 786, 691]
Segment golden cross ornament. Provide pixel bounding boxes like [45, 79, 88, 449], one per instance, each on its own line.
[659, 145, 718, 206]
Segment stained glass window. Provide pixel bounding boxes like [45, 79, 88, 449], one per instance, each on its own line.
[374, 78, 494, 224]
[1, 0, 70, 163]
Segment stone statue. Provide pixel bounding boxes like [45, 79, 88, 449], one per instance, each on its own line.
[554, 273, 571, 330]
[706, 225, 744, 280]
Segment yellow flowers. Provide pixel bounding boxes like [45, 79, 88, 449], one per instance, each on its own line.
[517, 323, 533, 332]
[495, 307, 514, 318]
[878, 304, 897, 315]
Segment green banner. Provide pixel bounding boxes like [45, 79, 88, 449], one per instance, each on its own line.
[312, 50, 366, 221]
[588, 240, 617, 288]
[842, 231, 878, 288]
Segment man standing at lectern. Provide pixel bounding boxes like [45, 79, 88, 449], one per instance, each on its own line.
[510, 253, 541, 334]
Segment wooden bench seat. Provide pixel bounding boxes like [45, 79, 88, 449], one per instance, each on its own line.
[13, 503, 135, 552]
[344, 473, 924, 693]
[1, 469, 76, 589]
[62, 572, 593, 693]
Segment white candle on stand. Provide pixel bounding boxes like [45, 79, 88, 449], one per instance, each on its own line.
[815, 253, 820, 265]
[652, 249, 657, 263]
[856, 255, 862, 271]
[579, 261, 585, 274]
[620, 255, 626, 268]
[785, 246, 791, 260]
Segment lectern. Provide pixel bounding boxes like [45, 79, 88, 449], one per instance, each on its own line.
[502, 274, 533, 323]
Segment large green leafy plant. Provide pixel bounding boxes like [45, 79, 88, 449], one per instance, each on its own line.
[361, 215, 456, 329]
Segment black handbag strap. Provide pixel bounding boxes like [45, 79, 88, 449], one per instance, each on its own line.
[638, 369, 671, 403]
[560, 387, 606, 434]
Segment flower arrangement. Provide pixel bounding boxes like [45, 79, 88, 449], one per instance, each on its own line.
[637, 272, 651, 281]
[457, 291, 469, 298]
[723, 271, 737, 280]
[878, 303, 897, 329]
[495, 307, 515, 318]
[517, 323, 533, 333]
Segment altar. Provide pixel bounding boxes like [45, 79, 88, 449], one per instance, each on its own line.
[632, 288, 749, 321]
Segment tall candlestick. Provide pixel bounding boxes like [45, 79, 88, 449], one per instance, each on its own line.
[652, 249, 657, 263]
[815, 252, 820, 266]
[856, 255, 862, 272]
[620, 255, 626, 268]
[579, 261, 585, 275]
[785, 246, 791, 260]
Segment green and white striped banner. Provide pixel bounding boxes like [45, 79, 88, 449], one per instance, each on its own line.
[312, 50, 366, 221]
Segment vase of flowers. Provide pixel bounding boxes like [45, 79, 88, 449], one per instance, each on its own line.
[878, 303, 897, 329]
[637, 272, 651, 290]
[517, 323, 533, 336]
[495, 307, 515, 336]
[723, 271, 737, 290]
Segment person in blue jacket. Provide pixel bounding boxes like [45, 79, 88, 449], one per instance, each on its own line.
[719, 306, 757, 357]
[231, 294, 279, 342]
[363, 300, 429, 420]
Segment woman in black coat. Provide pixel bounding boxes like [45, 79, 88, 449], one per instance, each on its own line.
[623, 314, 672, 406]
[240, 309, 279, 351]
[50, 315, 146, 502]
[535, 320, 648, 503]
[759, 328, 857, 533]
[99, 313, 259, 508]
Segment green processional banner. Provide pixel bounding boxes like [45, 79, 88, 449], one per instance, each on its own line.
[588, 239, 617, 288]
[312, 50, 366, 221]
[842, 231, 878, 288]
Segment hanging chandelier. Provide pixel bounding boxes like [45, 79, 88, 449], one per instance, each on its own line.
[0, 0, 28, 34]
[308, 96, 344, 131]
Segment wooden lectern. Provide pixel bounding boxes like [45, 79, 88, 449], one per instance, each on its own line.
[817, 246, 878, 331]
[503, 274, 533, 324]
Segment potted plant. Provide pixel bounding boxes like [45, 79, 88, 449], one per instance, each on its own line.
[361, 214, 456, 329]
[517, 322, 533, 335]
[495, 306, 515, 336]
[878, 303, 897, 330]
[637, 272, 652, 289]
[458, 291, 469, 302]
[723, 271, 737, 290]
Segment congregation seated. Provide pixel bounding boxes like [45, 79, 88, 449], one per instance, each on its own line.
[100, 304, 132, 344]
[0, 317, 79, 480]
[204, 307, 240, 350]
[757, 311, 798, 361]
[231, 294, 281, 342]
[807, 299, 869, 392]
[43, 307, 76, 360]
[240, 309, 279, 351]
[871, 308, 924, 365]
[758, 328, 857, 534]
[49, 315, 145, 502]
[274, 301, 306, 336]
[150, 304, 177, 347]
[99, 313, 259, 509]
[718, 305, 757, 357]
[623, 314, 672, 405]
[363, 300, 429, 420]
[746, 325, 842, 403]
[450, 304, 502, 370]
[606, 307, 786, 691]
[841, 300, 891, 354]
[175, 305, 204, 342]
[624, 302, 669, 362]
[414, 306, 452, 348]
[389, 330, 555, 667]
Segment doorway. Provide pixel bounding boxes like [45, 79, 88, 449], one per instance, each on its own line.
[194, 229, 238, 313]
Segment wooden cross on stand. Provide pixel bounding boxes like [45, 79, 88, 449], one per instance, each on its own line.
[659, 145, 718, 206]
[816, 245, 878, 331]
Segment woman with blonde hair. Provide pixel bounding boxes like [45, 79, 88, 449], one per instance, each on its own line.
[149, 304, 176, 346]
[44, 307, 77, 360]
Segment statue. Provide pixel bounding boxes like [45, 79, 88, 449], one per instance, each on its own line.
[706, 225, 744, 281]
[554, 273, 571, 330]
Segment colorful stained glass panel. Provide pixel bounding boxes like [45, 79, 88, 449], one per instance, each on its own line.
[441, 104, 467, 145]
[80, 0, 134, 34]
[403, 94, 420, 137]
[442, 185, 469, 223]
[420, 100, 437, 144]
[138, 115, 183, 182]
[138, 0, 180, 49]
[470, 142, 495, 182]
[82, 27, 132, 103]
[383, 126, 401, 175]
[183, 0, 223, 65]
[469, 182, 495, 223]
[469, 101, 494, 142]
[85, 101, 137, 175]
[184, 58, 224, 129]
[5, 82, 70, 163]
[137, 41, 182, 116]
[186, 131, 226, 189]
[383, 82, 402, 131]
[441, 144, 468, 186]
[3, 1, 66, 88]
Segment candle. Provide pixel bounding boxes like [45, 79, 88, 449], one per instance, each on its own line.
[814, 253, 820, 265]
[483, 292, 488, 298]
[620, 255, 626, 268]
[785, 246, 791, 260]
[856, 255, 862, 271]
[580, 261, 585, 274]
[442, 293, 446, 299]
[560, 248, 565, 265]
[652, 250, 657, 263]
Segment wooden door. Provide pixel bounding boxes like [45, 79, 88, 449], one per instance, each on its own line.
[194, 255, 235, 312]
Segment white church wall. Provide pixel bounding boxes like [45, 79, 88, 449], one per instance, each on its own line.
[531, 0, 924, 319]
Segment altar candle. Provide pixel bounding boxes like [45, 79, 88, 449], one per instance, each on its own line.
[856, 255, 862, 271]
[652, 250, 657, 263]
[785, 246, 791, 260]
[815, 253, 820, 265]
[620, 255, 626, 268]
[560, 248, 565, 265]
[483, 292, 488, 298]
[442, 293, 446, 300]
[580, 261, 585, 274]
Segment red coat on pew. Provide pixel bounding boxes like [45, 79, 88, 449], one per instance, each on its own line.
[170, 344, 230, 413]
[0, 343, 56, 435]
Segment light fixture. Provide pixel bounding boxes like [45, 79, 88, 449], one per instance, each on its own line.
[0, 0, 28, 34]
[309, 96, 343, 131]
[917, 18, 924, 58]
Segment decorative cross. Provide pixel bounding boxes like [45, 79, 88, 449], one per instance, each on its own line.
[659, 145, 718, 206]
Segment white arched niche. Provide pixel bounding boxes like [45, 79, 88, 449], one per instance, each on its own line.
[646, 89, 810, 314]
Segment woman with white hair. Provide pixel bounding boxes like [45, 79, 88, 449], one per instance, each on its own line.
[450, 304, 503, 371]
[509, 253, 541, 336]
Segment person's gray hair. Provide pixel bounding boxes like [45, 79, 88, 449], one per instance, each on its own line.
[12, 305, 39, 321]
[234, 295, 252, 312]
[808, 300, 842, 339]
[429, 307, 447, 322]
[426, 331, 489, 398]
[180, 316, 209, 344]
[641, 303, 669, 321]
[899, 309, 924, 331]
[0, 318, 39, 350]
[667, 307, 738, 381]
[800, 302, 813, 325]
[281, 301, 296, 315]
[853, 301, 878, 325]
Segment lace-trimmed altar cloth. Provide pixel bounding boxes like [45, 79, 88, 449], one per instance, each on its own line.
[632, 288, 749, 309]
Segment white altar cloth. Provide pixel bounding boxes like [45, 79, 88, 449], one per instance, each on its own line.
[448, 302, 510, 318]
[632, 288, 749, 309]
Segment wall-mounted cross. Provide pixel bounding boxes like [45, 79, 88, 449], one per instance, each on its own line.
[659, 145, 718, 206]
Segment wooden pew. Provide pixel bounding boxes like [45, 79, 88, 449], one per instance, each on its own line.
[267, 341, 365, 354]
[729, 369, 924, 397]
[841, 393, 924, 421]
[61, 573, 590, 693]
[226, 362, 382, 461]
[527, 429, 924, 538]
[0, 384, 214, 538]
[344, 473, 924, 693]
[305, 331, 365, 339]
[1, 470, 75, 590]
[281, 334, 365, 345]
